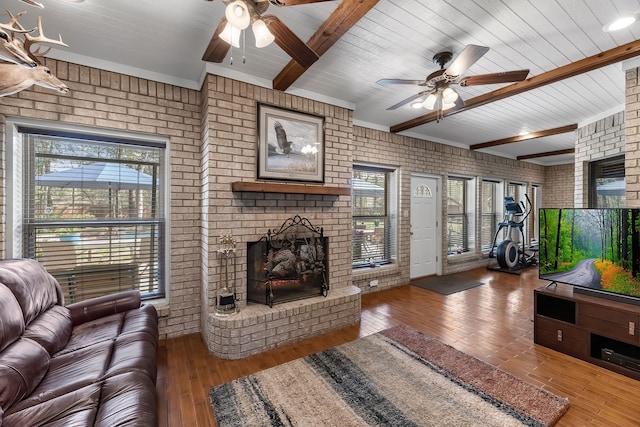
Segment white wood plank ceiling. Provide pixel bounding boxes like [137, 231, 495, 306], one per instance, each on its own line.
[4, 0, 640, 166]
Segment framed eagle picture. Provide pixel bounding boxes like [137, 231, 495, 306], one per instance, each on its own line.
[257, 104, 325, 183]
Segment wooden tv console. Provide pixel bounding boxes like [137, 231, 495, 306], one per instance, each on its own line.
[534, 283, 640, 380]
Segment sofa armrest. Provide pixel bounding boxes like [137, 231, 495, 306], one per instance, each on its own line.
[67, 290, 142, 326]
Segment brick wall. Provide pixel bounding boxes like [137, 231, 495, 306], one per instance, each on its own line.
[574, 111, 625, 207]
[626, 68, 640, 207]
[543, 164, 575, 208]
[0, 58, 202, 339]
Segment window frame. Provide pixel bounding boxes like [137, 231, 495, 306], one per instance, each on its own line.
[447, 175, 476, 255]
[352, 164, 398, 269]
[589, 155, 625, 208]
[6, 118, 171, 303]
[481, 179, 503, 252]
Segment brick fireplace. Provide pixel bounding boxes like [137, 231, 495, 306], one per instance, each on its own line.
[201, 77, 360, 359]
[204, 214, 360, 360]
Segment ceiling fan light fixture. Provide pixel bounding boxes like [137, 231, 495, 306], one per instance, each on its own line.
[219, 23, 241, 48]
[603, 14, 638, 32]
[253, 19, 275, 48]
[442, 100, 457, 110]
[422, 93, 437, 110]
[442, 87, 459, 104]
[225, 1, 251, 30]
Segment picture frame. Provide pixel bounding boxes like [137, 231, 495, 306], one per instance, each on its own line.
[257, 104, 325, 183]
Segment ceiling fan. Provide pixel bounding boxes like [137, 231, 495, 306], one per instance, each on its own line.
[377, 45, 530, 117]
[203, 0, 333, 68]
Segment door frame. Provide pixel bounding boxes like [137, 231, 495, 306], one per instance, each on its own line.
[410, 173, 443, 278]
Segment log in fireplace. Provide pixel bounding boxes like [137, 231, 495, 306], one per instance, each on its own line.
[247, 215, 329, 307]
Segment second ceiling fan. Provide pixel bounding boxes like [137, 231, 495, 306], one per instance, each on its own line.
[203, 0, 333, 68]
[377, 45, 529, 115]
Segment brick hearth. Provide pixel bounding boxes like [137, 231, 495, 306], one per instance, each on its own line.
[206, 286, 361, 359]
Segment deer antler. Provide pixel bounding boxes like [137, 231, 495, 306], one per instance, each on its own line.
[23, 16, 68, 62]
[0, 10, 34, 35]
[0, 10, 36, 67]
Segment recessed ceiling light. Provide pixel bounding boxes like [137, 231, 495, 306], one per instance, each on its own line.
[410, 101, 423, 109]
[518, 131, 529, 136]
[603, 14, 638, 32]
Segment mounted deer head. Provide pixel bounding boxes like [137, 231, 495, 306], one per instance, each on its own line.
[0, 9, 69, 97]
[0, 62, 69, 96]
[0, 11, 37, 67]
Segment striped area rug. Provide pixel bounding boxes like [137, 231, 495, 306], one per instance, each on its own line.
[210, 325, 569, 426]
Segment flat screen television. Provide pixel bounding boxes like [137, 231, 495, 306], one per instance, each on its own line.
[539, 208, 640, 304]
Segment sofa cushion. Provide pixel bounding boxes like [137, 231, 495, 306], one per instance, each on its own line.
[94, 372, 157, 427]
[121, 304, 159, 345]
[2, 383, 101, 427]
[23, 305, 72, 356]
[57, 304, 158, 356]
[0, 338, 50, 410]
[0, 259, 61, 326]
[56, 312, 124, 356]
[104, 332, 157, 382]
[0, 283, 25, 352]
[23, 340, 113, 410]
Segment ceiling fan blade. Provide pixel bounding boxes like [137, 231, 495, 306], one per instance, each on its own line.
[458, 69, 530, 86]
[445, 44, 490, 78]
[387, 91, 430, 110]
[202, 17, 231, 63]
[268, 0, 336, 4]
[263, 15, 319, 68]
[377, 79, 425, 86]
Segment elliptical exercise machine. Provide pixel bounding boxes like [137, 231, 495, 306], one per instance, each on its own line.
[488, 194, 538, 273]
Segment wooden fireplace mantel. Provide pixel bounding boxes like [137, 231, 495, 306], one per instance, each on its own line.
[231, 181, 350, 196]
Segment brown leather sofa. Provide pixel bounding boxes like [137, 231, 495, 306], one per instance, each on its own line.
[0, 258, 158, 426]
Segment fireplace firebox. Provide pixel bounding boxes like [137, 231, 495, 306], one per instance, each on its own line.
[247, 215, 329, 307]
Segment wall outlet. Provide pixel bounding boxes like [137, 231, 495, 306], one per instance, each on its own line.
[369, 279, 378, 287]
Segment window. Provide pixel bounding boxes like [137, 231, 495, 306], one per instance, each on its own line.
[481, 180, 502, 250]
[447, 176, 475, 254]
[589, 155, 625, 208]
[9, 123, 167, 303]
[352, 165, 397, 268]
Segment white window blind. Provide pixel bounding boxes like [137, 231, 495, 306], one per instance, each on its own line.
[481, 180, 500, 250]
[447, 177, 469, 253]
[352, 165, 396, 267]
[20, 127, 166, 303]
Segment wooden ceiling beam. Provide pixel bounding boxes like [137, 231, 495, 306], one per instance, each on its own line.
[470, 124, 577, 150]
[517, 148, 575, 160]
[272, 0, 379, 91]
[390, 38, 640, 133]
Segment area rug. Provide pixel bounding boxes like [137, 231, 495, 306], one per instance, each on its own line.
[210, 325, 569, 427]
[410, 273, 485, 295]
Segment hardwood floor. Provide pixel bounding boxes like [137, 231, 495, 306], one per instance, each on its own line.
[157, 268, 640, 426]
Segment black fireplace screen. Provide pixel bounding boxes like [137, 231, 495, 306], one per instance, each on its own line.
[247, 215, 329, 307]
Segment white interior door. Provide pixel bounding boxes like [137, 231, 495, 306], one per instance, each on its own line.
[410, 175, 440, 279]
